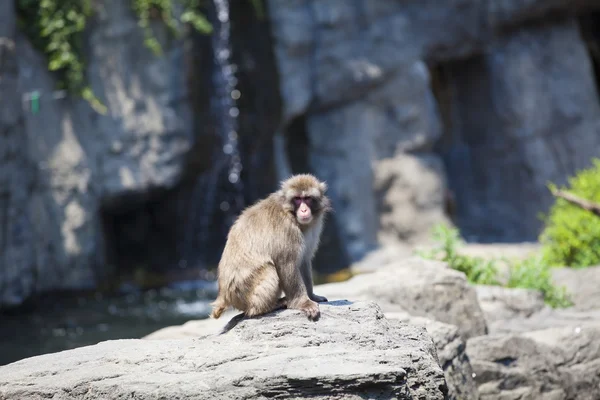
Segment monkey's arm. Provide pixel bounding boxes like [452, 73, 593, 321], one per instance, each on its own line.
[276, 258, 321, 320]
[300, 260, 328, 303]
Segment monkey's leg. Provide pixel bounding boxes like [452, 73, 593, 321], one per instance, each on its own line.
[244, 264, 283, 318]
[300, 260, 328, 303]
[278, 261, 320, 321]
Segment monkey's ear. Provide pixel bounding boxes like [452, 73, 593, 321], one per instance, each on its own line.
[319, 181, 328, 192]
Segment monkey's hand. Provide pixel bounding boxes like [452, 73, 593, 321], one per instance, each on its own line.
[310, 293, 328, 303]
[291, 298, 320, 321]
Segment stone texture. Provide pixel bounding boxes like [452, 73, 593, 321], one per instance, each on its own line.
[0, 301, 449, 400]
[467, 323, 600, 400]
[147, 307, 477, 400]
[551, 265, 600, 311]
[315, 257, 488, 339]
[386, 313, 479, 400]
[0, 1, 36, 307]
[475, 285, 547, 325]
[306, 62, 445, 260]
[0, 1, 193, 306]
[268, 0, 600, 261]
[438, 18, 600, 241]
[375, 153, 451, 246]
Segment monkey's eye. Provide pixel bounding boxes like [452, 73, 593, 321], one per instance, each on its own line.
[304, 197, 313, 206]
[293, 197, 303, 207]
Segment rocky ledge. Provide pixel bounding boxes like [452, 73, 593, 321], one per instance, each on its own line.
[0, 301, 448, 400]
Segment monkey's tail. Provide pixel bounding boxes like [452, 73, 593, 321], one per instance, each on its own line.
[210, 298, 227, 319]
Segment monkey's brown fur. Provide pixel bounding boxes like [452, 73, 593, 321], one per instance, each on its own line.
[210, 174, 331, 321]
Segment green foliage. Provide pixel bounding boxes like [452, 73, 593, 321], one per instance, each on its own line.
[132, 0, 212, 56]
[16, 0, 107, 113]
[539, 158, 600, 268]
[416, 224, 500, 286]
[418, 223, 572, 308]
[15, 0, 215, 113]
[507, 254, 573, 308]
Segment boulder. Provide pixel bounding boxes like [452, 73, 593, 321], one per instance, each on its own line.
[551, 265, 600, 311]
[485, 307, 600, 335]
[467, 323, 600, 400]
[0, 301, 449, 399]
[315, 257, 488, 339]
[475, 285, 547, 326]
[467, 334, 566, 399]
[386, 312, 479, 400]
[147, 307, 478, 400]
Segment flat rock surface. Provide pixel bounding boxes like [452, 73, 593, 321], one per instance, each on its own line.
[0, 301, 448, 400]
[316, 257, 488, 339]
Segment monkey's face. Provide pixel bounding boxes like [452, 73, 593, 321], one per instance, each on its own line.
[293, 196, 315, 225]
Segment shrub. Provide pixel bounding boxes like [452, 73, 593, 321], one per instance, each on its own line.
[539, 158, 600, 268]
[507, 254, 572, 308]
[418, 223, 572, 308]
[416, 224, 499, 286]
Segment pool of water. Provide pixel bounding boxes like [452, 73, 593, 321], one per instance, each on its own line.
[0, 280, 218, 366]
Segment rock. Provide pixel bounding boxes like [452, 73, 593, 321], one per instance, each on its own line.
[467, 334, 566, 399]
[269, 0, 600, 258]
[0, 1, 37, 307]
[305, 62, 445, 261]
[486, 307, 600, 335]
[475, 285, 547, 325]
[386, 313, 479, 400]
[0, 301, 449, 399]
[438, 18, 600, 241]
[315, 257, 488, 339]
[146, 307, 477, 400]
[0, 1, 193, 305]
[375, 153, 451, 246]
[551, 265, 600, 311]
[349, 245, 413, 274]
[467, 323, 600, 400]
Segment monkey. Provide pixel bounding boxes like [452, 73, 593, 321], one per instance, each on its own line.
[210, 173, 331, 322]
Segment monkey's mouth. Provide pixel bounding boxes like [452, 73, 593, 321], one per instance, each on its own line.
[298, 215, 313, 224]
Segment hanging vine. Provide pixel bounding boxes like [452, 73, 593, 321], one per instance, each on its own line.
[14, 0, 236, 114]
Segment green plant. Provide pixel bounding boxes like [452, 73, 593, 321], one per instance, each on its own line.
[417, 224, 500, 286]
[418, 223, 572, 308]
[507, 254, 572, 308]
[540, 158, 600, 268]
[132, 0, 212, 56]
[16, 0, 107, 113]
[15, 0, 214, 113]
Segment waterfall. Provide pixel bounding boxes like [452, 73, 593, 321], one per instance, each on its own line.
[180, 0, 245, 270]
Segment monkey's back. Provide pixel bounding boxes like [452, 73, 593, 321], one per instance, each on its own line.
[216, 195, 304, 308]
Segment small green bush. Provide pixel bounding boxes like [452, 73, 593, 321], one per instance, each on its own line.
[539, 158, 600, 268]
[507, 254, 572, 308]
[418, 223, 572, 308]
[416, 224, 500, 286]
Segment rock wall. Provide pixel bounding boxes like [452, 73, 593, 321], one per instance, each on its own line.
[0, 1, 193, 306]
[0, 1, 37, 307]
[267, 0, 600, 261]
[4, 0, 600, 307]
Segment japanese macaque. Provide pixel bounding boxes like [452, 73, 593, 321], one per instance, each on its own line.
[210, 174, 331, 322]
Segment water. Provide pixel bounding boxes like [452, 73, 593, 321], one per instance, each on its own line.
[0, 281, 216, 366]
[181, 0, 245, 267]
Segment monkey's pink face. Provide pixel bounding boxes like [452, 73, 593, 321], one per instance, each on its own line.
[293, 196, 314, 225]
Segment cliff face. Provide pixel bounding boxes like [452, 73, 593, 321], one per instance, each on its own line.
[2, 0, 600, 307]
[1, 1, 194, 306]
[268, 0, 600, 258]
